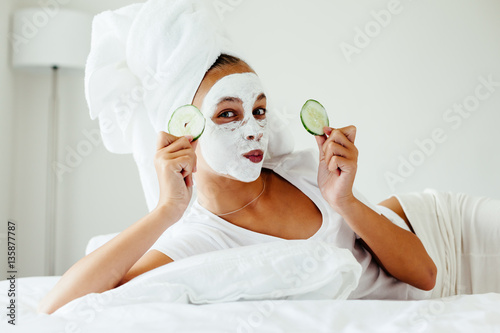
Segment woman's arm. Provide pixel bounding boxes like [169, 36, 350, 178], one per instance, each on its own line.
[315, 126, 436, 291]
[37, 207, 178, 314]
[38, 133, 198, 314]
[336, 198, 436, 290]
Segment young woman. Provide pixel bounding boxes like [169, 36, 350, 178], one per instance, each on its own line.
[38, 54, 446, 314]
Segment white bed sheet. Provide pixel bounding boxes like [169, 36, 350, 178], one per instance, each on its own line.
[1, 276, 500, 333]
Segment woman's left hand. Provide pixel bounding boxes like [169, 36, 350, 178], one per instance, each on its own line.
[315, 126, 358, 211]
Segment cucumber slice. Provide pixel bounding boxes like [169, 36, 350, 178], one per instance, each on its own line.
[168, 104, 205, 140]
[300, 99, 329, 135]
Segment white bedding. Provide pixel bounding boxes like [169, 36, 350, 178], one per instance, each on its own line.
[1, 240, 499, 332]
[1, 277, 499, 332]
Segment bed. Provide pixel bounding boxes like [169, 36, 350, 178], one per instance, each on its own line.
[1, 238, 499, 332]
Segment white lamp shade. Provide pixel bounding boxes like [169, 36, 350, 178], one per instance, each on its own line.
[12, 8, 93, 69]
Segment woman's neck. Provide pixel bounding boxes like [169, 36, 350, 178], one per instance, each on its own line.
[195, 168, 269, 217]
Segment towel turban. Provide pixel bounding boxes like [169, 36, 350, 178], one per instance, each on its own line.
[85, 0, 294, 211]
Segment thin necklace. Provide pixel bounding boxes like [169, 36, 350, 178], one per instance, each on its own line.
[216, 174, 268, 217]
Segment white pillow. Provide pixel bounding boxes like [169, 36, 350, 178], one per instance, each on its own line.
[57, 240, 361, 316]
[85, 232, 119, 255]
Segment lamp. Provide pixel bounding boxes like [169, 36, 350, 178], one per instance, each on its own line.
[11, 7, 93, 276]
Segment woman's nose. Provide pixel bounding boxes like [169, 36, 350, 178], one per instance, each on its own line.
[246, 132, 263, 141]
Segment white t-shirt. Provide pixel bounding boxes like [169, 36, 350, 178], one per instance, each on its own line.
[150, 149, 429, 300]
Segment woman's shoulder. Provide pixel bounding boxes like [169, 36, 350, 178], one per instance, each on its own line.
[177, 201, 240, 234]
[157, 203, 226, 242]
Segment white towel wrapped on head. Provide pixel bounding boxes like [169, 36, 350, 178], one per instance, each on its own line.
[85, 0, 235, 153]
[85, 0, 294, 211]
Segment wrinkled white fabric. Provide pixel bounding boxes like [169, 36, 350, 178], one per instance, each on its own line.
[57, 240, 362, 318]
[4, 276, 500, 332]
[395, 189, 500, 297]
[84, 0, 294, 210]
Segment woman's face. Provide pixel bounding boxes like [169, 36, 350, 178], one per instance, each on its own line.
[192, 63, 269, 182]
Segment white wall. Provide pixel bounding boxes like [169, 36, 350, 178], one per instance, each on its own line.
[10, 0, 147, 277]
[0, 0, 14, 277]
[221, 0, 500, 202]
[6, 0, 500, 277]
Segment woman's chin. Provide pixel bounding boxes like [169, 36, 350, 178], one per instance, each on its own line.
[205, 155, 264, 183]
[223, 166, 263, 183]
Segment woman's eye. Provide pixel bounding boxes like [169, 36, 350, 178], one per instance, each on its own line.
[218, 111, 236, 118]
[253, 108, 266, 116]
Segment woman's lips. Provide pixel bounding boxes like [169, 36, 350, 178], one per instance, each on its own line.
[243, 150, 264, 163]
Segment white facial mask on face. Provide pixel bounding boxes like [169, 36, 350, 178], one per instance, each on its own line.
[199, 73, 269, 182]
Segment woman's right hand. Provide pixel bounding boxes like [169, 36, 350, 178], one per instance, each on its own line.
[154, 132, 198, 217]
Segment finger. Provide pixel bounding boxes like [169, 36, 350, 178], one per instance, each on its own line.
[338, 125, 357, 144]
[161, 136, 196, 154]
[165, 156, 193, 188]
[328, 155, 355, 174]
[190, 138, 199, 152]
[166, 148, 197, 163]
[190, 139, 199, 173]
[324, 129, 357, 153]
[315, 134, 327, 160]
[155, 147, 196, 177]
[323, 141, 352, 163]
[156, 131, 184, 150]
[178, 155, 195, 187]
[185, 173, 194, 187]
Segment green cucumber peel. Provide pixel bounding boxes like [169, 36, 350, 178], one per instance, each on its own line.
[167, 104, 206, 141]
[300, 99, 329, 136]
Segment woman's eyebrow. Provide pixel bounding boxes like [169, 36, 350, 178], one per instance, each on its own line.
[218, 97, 242, 105]
[216, 93, 266, 106]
